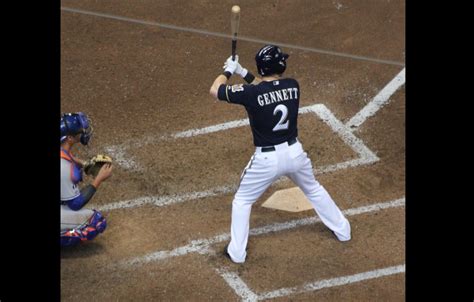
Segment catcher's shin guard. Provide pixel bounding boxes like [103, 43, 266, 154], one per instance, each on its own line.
[60, 210, 107, 247]
[89, 210, 107, 233]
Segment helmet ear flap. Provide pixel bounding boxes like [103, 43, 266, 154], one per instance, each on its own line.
[78, 113, 92, 145]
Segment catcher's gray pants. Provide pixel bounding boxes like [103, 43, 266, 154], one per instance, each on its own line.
[61, 205, 94, 231]
[227, 139, 351, 263]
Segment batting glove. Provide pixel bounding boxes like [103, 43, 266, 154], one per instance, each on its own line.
[223, 55, 240, 74]
[223, 56, 248, 78]
[235, 63, 248, 78]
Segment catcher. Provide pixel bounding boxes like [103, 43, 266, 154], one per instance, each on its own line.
[60, 112, 113, 247]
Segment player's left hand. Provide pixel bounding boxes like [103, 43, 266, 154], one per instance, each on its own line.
[84, 154, 113, 177]
[223, 55, 239, 74]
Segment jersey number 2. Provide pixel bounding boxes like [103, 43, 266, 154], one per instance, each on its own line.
[272, 104, 290, 132]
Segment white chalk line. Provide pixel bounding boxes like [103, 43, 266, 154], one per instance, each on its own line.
[121, 197, 404, 267]
[346, 68, 405, 130]
[104, 145, 141, 171]
[259, 264, 405, 301]
[216, 268, 260, 302]
[104, 118, 252, 171]
[172, 119, 250, 139]
[61, 7, 404, 67]
[98, 185, 235, 212]
[310, 104, 378, 162]
[98, 104, 379, 212]
[216, 264, 405, 301]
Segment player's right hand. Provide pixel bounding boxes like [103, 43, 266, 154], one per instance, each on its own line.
[223, 55, 239, 74]
[95, 163, 113, 182]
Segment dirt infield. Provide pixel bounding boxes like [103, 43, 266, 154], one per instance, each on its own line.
[60, 0, 405, 301]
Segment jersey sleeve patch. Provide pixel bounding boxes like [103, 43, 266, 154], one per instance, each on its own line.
[227, 84, 252, 105]
[218, 83, 252, 105]
[230, 84, 244, 92]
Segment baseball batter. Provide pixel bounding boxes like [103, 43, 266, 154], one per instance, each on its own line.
[60, 112, 112, 246]
[210, 45, 351, 263]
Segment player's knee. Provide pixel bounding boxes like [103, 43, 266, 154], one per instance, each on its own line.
[304, 182, 325, 197]
[232, 197, 254, 208]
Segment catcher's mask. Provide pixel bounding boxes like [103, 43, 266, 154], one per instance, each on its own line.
[255, 45, 289, 76]
[60, 112, 93, 145]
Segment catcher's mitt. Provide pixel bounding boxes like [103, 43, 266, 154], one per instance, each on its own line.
[84, 154, 113, 177]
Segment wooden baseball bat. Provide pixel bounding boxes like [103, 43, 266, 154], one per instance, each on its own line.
[231, 5, 240, 61]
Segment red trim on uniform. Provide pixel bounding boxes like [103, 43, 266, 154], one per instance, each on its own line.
[60, 149, 73, 162]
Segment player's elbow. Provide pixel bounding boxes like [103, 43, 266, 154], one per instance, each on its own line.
[209, 86, 218, 99]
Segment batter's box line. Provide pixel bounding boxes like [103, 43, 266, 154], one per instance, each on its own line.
[104, 103, 376, 171]
[216, 264, 405, 301]
[98, 104, 379, 212]
[119, 197, 404, 267]
[346, 68, 405, 131]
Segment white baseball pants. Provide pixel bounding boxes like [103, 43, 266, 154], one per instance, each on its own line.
[227, 139, 351, 263]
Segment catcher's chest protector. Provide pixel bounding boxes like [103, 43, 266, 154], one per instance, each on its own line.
[60, 149, 82, 201]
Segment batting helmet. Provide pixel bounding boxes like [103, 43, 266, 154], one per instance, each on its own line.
[255, 45, 289, 76]
[60, 112, 93, 145]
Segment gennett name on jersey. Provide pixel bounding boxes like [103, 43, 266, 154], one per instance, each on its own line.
[257, 87, 299, 107]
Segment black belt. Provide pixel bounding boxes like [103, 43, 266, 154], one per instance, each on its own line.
[261, 137, 297, 152]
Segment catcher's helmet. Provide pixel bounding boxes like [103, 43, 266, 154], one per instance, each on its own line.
[60, 112, 93, 145]
[255, 45, 289, 76]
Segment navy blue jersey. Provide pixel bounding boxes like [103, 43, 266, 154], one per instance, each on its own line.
[218, 78, 300, 146]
